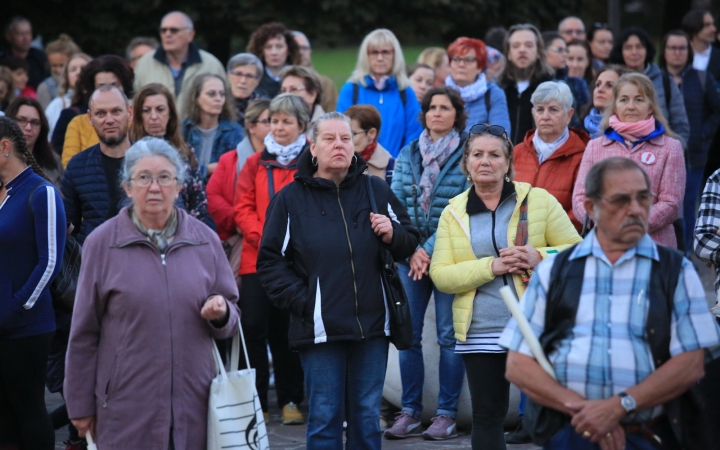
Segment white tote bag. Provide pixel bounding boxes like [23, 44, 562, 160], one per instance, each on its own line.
[208, 323, 269, 450]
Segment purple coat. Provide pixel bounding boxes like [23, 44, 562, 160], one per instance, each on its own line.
[64, 207, 240, 450]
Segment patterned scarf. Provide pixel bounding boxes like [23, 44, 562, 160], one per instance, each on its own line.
[264, 133, 306, 166]
[359, 141, 378, 162]
[130, 206, 178, 253]
[445, 73, 488, 103]
[513, 193, 532, 286]
[583, 108, 604, 139]
[418, 128, 461, 213]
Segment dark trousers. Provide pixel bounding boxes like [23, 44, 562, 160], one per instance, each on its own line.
[238, 273, 304, 412]
[0, 331, 55, 450]
[463, 352, 510, 450]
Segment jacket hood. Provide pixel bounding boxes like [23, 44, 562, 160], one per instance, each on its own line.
[521, 127, 591, 159]
[295, 144, 368, 189]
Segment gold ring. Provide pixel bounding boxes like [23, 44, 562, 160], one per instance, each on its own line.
[583, 431, 592, 438]
[606, 432, 613, 439]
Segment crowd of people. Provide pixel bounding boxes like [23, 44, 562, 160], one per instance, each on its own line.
[2, 8, 720, 450]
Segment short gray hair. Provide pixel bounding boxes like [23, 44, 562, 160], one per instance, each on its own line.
[531, 81, 574, 112]
[90, 84, 129, 108]
[122, 137, 186, 186]
[311, 112, 352, 143]
[292, 30, 310, 48]
[161, 11, 193, 30]
[226, 52, 263, 76]
[585, 157, 650, 199]
[269, 94, 310, 132]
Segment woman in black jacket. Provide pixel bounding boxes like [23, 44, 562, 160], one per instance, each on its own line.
[257, 112, 419, 450]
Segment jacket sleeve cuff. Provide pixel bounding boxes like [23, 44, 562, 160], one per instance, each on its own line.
[206, 297, 240, 339]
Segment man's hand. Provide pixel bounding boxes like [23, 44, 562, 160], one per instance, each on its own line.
[71, 415, 96, 438]
[598, 425, 626, 450]
[408, 248, 431, 281]
[565, 397, 626, 443]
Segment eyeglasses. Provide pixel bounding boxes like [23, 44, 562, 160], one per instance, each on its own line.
[450, 56, 477, 65]
[280, 86, 307, 94]
[13, 117, 41, 128]
[548, 46, 567, 54]
[253, 118, 270, 125]
[352, 129, 368, 137]
[561, 29, 585, 36]
[469, 123, 509, 140]
[159, 27, 189, 35]
[666, 45, 688, 52]
[368, 49, 393, 58]
[598, 191, 656, 209]
[131, 174, 177, 187]
[228, 71, 259, 80]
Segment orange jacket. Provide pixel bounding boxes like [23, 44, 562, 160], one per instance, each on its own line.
[513, 128, 590, 231]
[234, 147, 304, 275]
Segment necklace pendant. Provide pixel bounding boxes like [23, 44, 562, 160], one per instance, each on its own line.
[379, 94, 383, 105]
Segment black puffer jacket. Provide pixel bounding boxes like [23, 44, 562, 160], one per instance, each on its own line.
[257, 150, 419, 348]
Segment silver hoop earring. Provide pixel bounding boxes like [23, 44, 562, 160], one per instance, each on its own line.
[311, 156, 318, 166]
[505, 174, 510, 182]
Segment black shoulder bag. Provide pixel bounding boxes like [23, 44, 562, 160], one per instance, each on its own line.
[364, 175, 414, 350]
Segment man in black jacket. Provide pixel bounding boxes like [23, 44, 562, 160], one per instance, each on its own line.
[0, 17, 49, 89]
[500, 24, 555, 144]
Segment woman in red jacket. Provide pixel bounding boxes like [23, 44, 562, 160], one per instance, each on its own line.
[513, 81, 590, 231]
[233, 93, 308, 424]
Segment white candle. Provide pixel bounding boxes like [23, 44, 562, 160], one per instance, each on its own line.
[500, 286, 557, 380]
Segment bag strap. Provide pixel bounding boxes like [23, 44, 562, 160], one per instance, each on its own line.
[399, 88, 407, 106]
[484, 88, 491, 113]
[213, 320, 252, 378]
[352, 83, 359, 106]
[662, 71, 672, 112]
[365, 174, 379, 214]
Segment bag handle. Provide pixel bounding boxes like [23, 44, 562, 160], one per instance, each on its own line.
[212, 320, 251, 379]
[365, 174, 379, 214]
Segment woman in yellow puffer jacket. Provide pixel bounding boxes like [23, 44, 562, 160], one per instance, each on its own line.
[428, 124, 581, 450]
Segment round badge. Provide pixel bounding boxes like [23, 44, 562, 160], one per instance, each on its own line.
[640, 152, 656, 165]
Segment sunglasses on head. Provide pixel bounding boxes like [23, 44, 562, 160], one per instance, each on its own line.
[593, 22, 611, 30]
[469, 123, 509, 140]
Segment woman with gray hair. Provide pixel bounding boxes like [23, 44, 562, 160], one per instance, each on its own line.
[181, 73, 243, 178]
[514, 81, 590, 231]
[64, 137, 240, 448]
[233, 93, 309, 424]
[336, 29, 423, 157]
[226, 52, 265, 130]
[257, 112, 419, 449]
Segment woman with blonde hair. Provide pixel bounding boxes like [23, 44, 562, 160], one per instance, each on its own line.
[36, 34, 81, 109]
[181, 73, 243, 179]
[418, 47, 451, 86]
[337, 29, 422, 157]
[44, 53, 91, 139]
[572, 72, 685, 247]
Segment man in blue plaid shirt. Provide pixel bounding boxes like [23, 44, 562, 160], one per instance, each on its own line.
[499, 157, 720, 450]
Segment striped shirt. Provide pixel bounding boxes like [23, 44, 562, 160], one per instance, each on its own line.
[499, 231, 720, 421]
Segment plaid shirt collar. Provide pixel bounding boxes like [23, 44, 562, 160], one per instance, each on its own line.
[571, 229, 659, 266]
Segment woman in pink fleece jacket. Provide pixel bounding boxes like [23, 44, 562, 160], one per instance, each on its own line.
[572, 72, 685, 248]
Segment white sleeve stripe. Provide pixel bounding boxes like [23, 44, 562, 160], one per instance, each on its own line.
[281, 214, 291, 257]
[25, 186, 58, 310]
[387, 203, 399, 223]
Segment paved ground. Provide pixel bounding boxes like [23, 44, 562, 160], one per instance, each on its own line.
[48, 255, 716, 449]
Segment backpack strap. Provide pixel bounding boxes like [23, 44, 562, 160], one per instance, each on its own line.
[484, 89, 491, 114]
[352, 83, 359, 106]
[399, 88, 407, 106]
[662, 71, 672, 112]
[384, 158, 395, 185]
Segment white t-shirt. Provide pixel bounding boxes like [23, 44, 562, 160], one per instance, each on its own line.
[693, 46, 712, 72]
[516, 80, 530, 94]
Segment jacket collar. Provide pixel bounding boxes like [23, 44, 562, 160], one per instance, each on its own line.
[365, 143, 391, 170]
[603, 120, 666, 148]
[362, 75, 399, 92]
[294, 143, 368, 190]
[259, 142, 309, 167]
[153, 43, 202, 67]
[112, 206, 208, 248]
[522, 127, 590, 160]
[466, 180, 516, 214]
[571, 229, 659, 264]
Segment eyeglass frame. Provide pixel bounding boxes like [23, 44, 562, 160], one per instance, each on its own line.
[228, 71, 260, 80]
[12, 116, 42, 129]
[159, 27, 190, 35]
[130, 174, 178, 187]
[469, 123, 510, 141]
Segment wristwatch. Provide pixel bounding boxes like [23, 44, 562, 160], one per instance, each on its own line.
[618, 391, 636, 415]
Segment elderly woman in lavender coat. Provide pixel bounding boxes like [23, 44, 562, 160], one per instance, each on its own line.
[64, 137, 240, 449]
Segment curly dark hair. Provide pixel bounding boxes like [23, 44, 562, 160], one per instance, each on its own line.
[246, 22, 301, 67]
[419, 86, 467, 132]
[71, 54, 134, 108]
[609, 27, 656, 69]
[0, 116, 51, 189]
[4, 97, 56, 172]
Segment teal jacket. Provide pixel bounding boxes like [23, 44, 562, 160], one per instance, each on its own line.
[391, 133, 469, 257]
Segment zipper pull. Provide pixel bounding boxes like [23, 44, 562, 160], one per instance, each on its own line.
[379, 93, 384, 105]
[161, 254, 166, 266]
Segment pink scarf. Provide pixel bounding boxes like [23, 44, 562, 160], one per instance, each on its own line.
[609, 115, 656, 145]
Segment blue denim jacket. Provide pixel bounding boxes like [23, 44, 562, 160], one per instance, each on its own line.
[181, 118, 243, 177]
